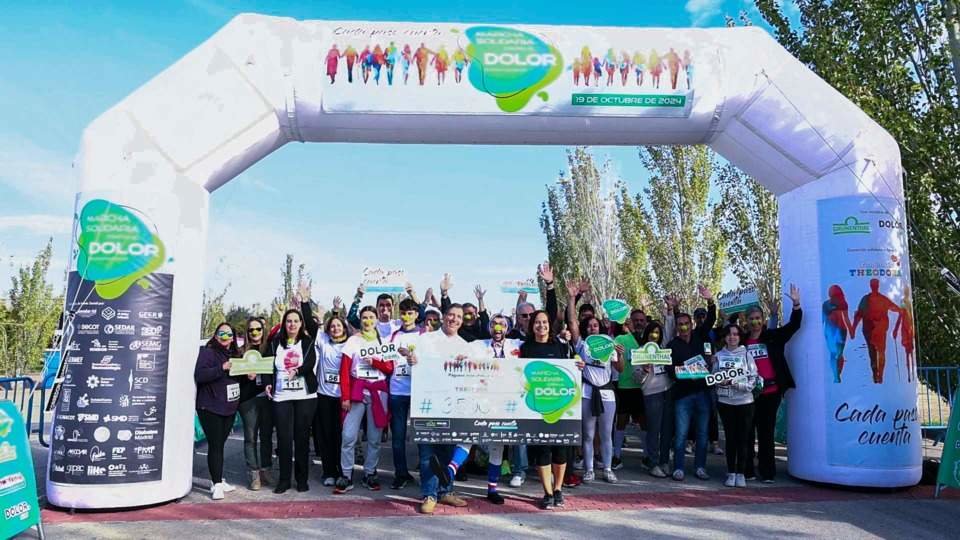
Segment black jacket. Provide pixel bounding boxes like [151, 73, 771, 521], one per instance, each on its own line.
[264, 301, 320, 395]
[668, 300, 716, 400]
[194, 345, 240, 416]
[753, 307, 802, 394]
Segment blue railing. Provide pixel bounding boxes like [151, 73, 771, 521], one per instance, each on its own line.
[917, 366, 960, 443]
[0, 376, 38, 437]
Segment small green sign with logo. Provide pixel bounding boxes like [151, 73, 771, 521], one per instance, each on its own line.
[631, 342, 673, 366]
[936, 392, 960, 497]
[229, 350, 275, 376]
[584, 334, 616, 363]
[0, 401, 40, 539]
[523, 361, 581, 423]
[602, 299, 631, 324]
[832, 216, 871, 235]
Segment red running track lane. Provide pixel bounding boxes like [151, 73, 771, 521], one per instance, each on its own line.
[42, 485, 957, 524]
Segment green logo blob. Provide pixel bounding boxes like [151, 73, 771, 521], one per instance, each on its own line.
[76, 199, 165, 300]
[465, 26, 563, 113]
[523, 360, 580, 424]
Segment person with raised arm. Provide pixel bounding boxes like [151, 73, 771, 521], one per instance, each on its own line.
[312, 295, 351, 487]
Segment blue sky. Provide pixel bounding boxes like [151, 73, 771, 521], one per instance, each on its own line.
[0, 1, 791, 313]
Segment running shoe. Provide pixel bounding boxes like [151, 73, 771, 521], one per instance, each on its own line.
[361, 473, 381, 491]
[334, 476, 353, 494]
[553, 490, 565, 507]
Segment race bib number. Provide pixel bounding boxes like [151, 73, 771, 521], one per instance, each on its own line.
[394, 364, 411, 377]
[653, 365, 666, 375]
[357, 360, 379, 380]
[283, 377, 305, 391]
[226, 383, 240, 402]
[747, 344, 769, 360]
[324, 372, 340, 384]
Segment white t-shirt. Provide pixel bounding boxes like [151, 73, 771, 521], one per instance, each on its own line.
[273, 341, 315, 402]
[342, 334, 393, 385]
[575, 340, 615, 402]
[415, 330, 470, 364]
[389, 328, 421, 396]
[377, 319, 403, 339]
[315, 333, 347, 398]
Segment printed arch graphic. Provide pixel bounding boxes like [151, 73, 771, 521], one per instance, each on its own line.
[56, 14, 916, 509]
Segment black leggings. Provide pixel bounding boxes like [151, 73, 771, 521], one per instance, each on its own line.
[717, 402, 755, 474]
[314, 394, 343, 479]
[197, 408, 234, 484]
[273, 398, 318, 488]
[256, 395, 274, 468]
[747, 392, 782, 480]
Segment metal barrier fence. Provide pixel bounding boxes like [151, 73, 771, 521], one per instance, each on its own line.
[917, 366, 960, 443]
[0, 376, 39, 437]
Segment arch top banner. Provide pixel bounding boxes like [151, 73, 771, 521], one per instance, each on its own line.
[316, 22, 718, 117]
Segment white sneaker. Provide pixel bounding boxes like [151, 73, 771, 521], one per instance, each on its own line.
[724, 473, 736, 487]
[582, 470, 595, 483]
[603, 469, 618, 484]
[323, 477, 336, 487]
[711, 443, 724, 455]
[695, 468, 710, 480]
[509, 474, 524, 488]
[672, 469, 685, 481]
[211, 483, 225, 500]
[573, 458, 585, 471]
[649, 465, 668, 478]
[735, 474, 747, 488]
[221, 481, 236, 493]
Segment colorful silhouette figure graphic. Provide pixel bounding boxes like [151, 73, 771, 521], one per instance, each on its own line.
[851, 278, 900, 384]
[822, 284, 853, 383]
[893, 286, 916, 382]
[325, 44, 340, 84]
[343, 45, 358, 83]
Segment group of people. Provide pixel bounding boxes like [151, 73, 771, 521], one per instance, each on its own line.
[325, 42, 469, 86]
[572, 46, 693, 90]
[194, 263, 803, 511]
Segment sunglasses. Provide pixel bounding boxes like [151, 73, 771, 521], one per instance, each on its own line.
[518, 313, 532, 318]
[216, 331, 234, 339]
[249, 328, 263, 334]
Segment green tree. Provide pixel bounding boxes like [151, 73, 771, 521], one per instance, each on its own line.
[715, 163, 782, 318]
[754, 0, 960, 365]
[617, 146, 726, 313]
[200, 284, 229, 338]
[0, 239, 62, 375]
[540, 147, 622, 305]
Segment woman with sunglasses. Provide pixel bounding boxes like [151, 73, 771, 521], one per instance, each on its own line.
[194, 322, 242, 500]
[236, 317, 271, 490]
[265, 282, 319, 494]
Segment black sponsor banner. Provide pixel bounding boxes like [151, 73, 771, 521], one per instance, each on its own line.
[48, 272, 171, 484]
[412, 418, 581, 445]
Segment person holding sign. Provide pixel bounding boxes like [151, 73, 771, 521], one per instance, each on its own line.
[265, 301, 319, 494]
[637, 318, 675, 479]
[668, 285, 716, 482]
[521, 301, 585, 510]
[744, 284, 802, 483]
[713, 324, 759, 488]
[568, 281, 624, 484]
[237, 317, 271, 490]
[336, 306, 395, 493]
[388, 298, 422, 490]
[194, 323, 242, 500]
[313, 300, 351, 487]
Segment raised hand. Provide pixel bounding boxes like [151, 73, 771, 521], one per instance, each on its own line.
[789, 284, 801, 307]
[297, 279, 311, 302]
[332, 296, 343, 311]
[697, 283, 714, 301]
[474, 285, 486, 301]
[518, 290, 528, 303]
[355, 283, 366, 299]
[565, 279, 580, 299]
[538, 262, 555, 283]
[440, 273, 453, 295]
[405, 281, 415, 295]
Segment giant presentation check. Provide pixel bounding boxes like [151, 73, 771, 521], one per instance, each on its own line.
[411, 356, 582, 445]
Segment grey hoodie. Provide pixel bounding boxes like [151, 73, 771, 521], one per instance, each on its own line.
[713, 346, 758, 406]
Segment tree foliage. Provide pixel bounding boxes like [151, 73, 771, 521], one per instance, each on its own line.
[715, 163, 782, 318]
[0, 239, 62, 375]
[617, 146, 726, 313]
[754, 0, 960, 365]
[540, 147, 622, 304]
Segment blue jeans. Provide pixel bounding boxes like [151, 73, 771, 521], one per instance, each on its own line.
[389, 395, 411, 477]
[673, 390, 710, 472]
[511, 445, 528, 477]
[418, 444, 453, 499]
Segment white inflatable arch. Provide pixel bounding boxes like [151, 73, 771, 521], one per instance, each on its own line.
[49, 14, 921, 508]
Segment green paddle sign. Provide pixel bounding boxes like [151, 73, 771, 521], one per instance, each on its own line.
[584, 334, 616, 363]
[631, 342, 673, 366]
[936, 391, 960, 497]
[602, 299, 631, 324]
[229, 350, 275, 376]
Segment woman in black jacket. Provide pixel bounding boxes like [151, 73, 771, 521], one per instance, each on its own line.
[743, 284, 802, 482]
[194, 322, 241, 500]
[265, 285, 319, 493]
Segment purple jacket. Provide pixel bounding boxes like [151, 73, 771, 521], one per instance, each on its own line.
[194, 345, 240, 417]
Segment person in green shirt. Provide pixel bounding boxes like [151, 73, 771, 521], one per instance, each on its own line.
[611, 309, 648, 470]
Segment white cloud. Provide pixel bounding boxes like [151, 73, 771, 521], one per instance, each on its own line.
[0, 215, 73, 235]
[686, 0, 724, 26]
[0, 133, 75, 206]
